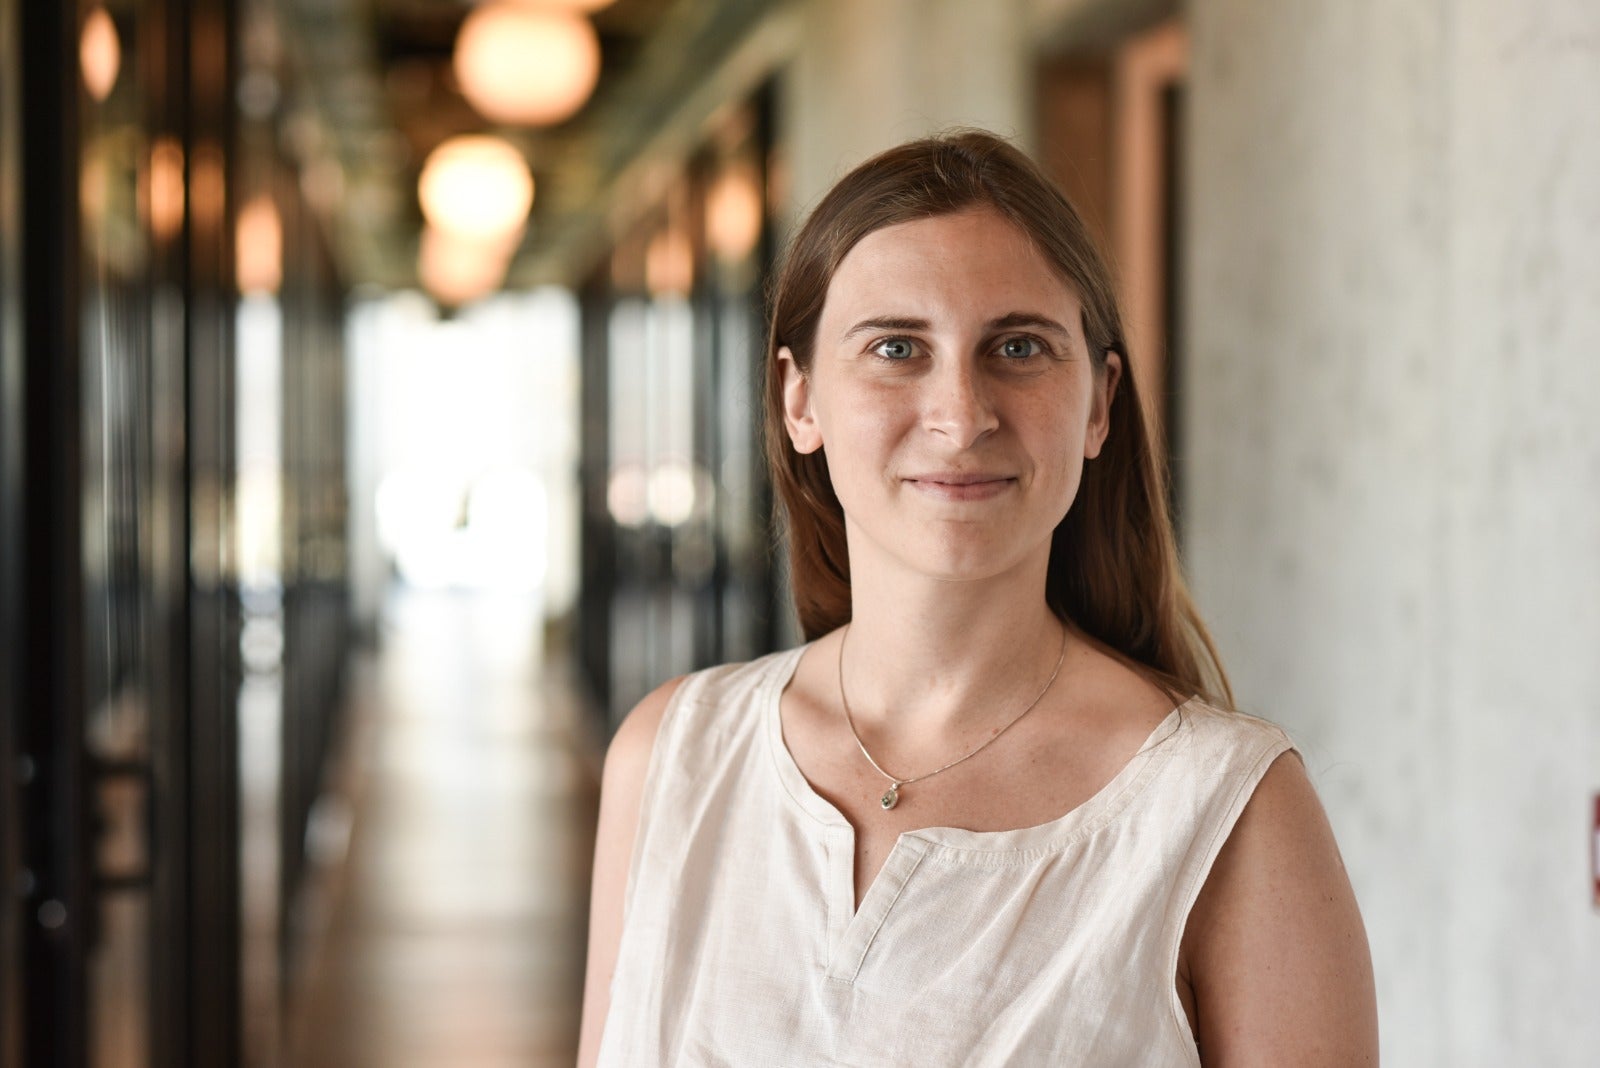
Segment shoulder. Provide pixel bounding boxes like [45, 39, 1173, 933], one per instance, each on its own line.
[1173, 701, 1294, 768]
[578, 673, 690, 1067]
[1182, 749, 1379, 1064]
[603, 674, 687, 789]
[603, 646, 804, 788]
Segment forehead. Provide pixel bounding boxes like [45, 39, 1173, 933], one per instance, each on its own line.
[820, 207, 1081, 331]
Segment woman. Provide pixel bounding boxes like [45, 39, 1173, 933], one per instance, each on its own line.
[578, 130, 1377, 1065]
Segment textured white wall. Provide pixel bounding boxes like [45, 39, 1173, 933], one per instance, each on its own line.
[781, 0, 1031, 222]
[1185, 1, 1600, 1062]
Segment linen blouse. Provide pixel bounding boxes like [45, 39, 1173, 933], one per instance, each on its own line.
[597, 645, 1294, 1066]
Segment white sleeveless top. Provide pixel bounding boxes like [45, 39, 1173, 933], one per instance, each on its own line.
[597, 645, 1294, 1067]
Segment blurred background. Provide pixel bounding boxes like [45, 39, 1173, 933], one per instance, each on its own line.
[1, 0, 1595, 1065]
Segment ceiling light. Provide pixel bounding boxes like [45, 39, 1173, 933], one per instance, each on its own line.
[417, 134, 533, 242]
[648, 462, 703, 528]
[80, 7, 120, 102]
[453, 4, 601, 126]
[236, 195, 283, 295]
[417, 226, 516, 307]
[706, 161, 763, 263]
[645, 227, 694, 298]
[145, 138, 185, 242]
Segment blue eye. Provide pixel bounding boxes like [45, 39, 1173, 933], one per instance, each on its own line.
[873, 337, 915, 360]
[999, 336, 1042, 360]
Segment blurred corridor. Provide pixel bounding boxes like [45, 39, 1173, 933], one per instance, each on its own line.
[290, 590, 597, 1068]
[3, 0, 1598, 1065]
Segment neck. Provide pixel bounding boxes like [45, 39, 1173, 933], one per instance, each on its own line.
[839, 547, 1068, 739]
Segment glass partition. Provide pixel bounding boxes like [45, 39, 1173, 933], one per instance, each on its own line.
[77, 3, 161, 1062]
[578, 90, 783, 726]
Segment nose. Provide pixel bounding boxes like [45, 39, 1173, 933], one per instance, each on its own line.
[923, 360, 999, 448]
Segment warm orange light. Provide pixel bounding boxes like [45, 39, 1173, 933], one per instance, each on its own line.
[453, 4, 600, 126]
[417, 226, 517, 307]
[146, 138, 186, 241]
[191, 143, 226, 230]
[418, 135, 534, 242]
[236, 195, 283, 294]
[706, 161, 763, 263]
[80, 8, 120, 102]
[645, 228, 693, 298]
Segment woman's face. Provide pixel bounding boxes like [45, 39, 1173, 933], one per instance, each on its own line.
[780, 206, 1120, 587]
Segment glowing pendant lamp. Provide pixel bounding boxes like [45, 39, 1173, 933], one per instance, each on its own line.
[417, 226, 513, 307]
[453, 3, 601, 126]
[417, 134, 534, 242]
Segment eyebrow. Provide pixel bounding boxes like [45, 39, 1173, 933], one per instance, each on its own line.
[986, 312, 1075, 340]
[839, 312, 1076, 344]
[839, 315, 930, 342]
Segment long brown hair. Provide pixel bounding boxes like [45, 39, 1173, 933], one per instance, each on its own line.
[762, 130, 1231, 705]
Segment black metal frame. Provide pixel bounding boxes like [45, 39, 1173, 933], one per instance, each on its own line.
[167, 0, 243, 1061]
[7, 0, 245, 1063]
[145, 0, 193, 1059]
[17, 2, 91, 1065]
[275, 192, 352, 997]
[0, 0, 26, 1062]
[2, 0, 361, 1057]
[577, 273, 616, 715]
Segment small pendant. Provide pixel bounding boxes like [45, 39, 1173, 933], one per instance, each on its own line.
[880, 783, 900, 811]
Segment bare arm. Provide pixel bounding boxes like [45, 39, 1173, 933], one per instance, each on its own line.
[1182, 751, 1379, 1066]
[575, 676, 685, 1068]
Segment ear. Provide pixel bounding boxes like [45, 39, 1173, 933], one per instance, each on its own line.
[779, 346, 823, 454]
[1084, 349, 1121, 459]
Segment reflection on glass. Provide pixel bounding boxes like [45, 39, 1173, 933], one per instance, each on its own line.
[236, 293, 283, 587]
[234, 180, 287, 1068]
[79, 2, 154, 1065]
[190, 141, 225, 231]
[706, 160, 762, 264]
[143, 136, 184, 243]
[606, 464, 650, 529]
[79, 7, 121, 102]
[236, 195, 282, 296]
[645, 460, 708, 529]
[645, 226, 693, 298]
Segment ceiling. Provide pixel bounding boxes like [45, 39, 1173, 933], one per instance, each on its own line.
[271, 0, 786, 291]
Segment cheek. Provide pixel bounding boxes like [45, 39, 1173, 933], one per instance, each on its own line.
[1018, 400, 1092, 496]
[817, 391, 900, 455]
[816, 406, 909, 513]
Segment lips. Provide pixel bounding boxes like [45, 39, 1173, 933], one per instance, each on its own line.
[906, 470, 1013, 485]
[904, 472, 1016, 500]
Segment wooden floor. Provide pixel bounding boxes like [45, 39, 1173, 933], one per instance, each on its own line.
[290, 589, 602, 1068]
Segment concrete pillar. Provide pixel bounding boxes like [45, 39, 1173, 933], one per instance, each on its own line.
[1185, 0, 1600, 1062]
[781, 0, 1032, 221]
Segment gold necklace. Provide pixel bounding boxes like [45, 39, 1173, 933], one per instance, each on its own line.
[837, 621, 1070, 811]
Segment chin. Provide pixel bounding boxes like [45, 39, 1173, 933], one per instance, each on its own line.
[844, 515, 1053, 586]
[896, 534, 1041, 585]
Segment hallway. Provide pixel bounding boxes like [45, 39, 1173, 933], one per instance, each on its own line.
[291, 589, 601, 1067]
